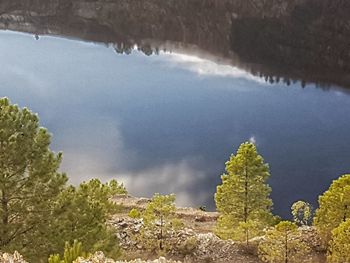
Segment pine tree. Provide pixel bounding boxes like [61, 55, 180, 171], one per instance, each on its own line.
[0, 98, 67, 258]
[129, 208, 141, 219]
[313, 174, 350, 245]
[138, 193, 181, 253]
[215, 142, 273, 244]
[47, 179, 125, 259]
[0, 98, 125, 261]
[327, 219, 350, 263]
[258, 221, 311, 263]
[291, 200, 313, 226]
[48, 240, 88, 263]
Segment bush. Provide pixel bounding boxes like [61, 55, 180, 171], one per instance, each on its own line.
[48, 240, 87, 263]
[259, 221, 311, 263]
[327, 219, 350, 263]
[128, 208, 141, 219]
[178, 237, 198, 256]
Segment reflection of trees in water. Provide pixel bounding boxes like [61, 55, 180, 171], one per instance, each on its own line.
[111, 39, 335, 89]
[1, 0, 348, 89]
[113, 42, 163, 56]
[230, 0, 350, 89]
[114, 42, 133, 55]
[247, 66, 333, 89]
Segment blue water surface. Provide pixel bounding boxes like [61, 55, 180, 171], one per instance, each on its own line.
[1, 31, 349, 217]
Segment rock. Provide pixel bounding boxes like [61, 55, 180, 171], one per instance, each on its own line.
[0, 252, 28, 263]
[194, 216, 206, 222]
[136, 244, 143, 250]
[299, 226, 324, 252]
[74, 252, 181, 263]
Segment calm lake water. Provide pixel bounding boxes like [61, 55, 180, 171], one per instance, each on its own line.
[1, 30, 350, 217]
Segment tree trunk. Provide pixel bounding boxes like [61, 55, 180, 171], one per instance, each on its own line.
[1, 188, 9, 247]
[344, 204, 348, 222]
[245, 229, 249, 247]
[244, 155, 249, 246]
[159, 215, 163, 250]
[285, 232, 288, 263]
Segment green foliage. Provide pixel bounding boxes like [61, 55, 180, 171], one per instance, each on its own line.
[258, 221, 311, 263]
[128, 208, 141, 219]
[0, 98, 124, 261]
[47, 179, 123, 259]
[327, 219, 350, 263]
[48, 240, 87, 263]
[234, 220, 264, 244]
[63, 240, 86, 263]
[48, 254, 62, 263]
[177, 237, 198, 256]
[215, 142, 273, 244]
[108, 180, 127, 195]
[171, 218, 184, 231]
[313, 174, 350, 244]
[138, 193, 181, 253]
[291, 200, 313, 226]
[0, 98, 68, 260]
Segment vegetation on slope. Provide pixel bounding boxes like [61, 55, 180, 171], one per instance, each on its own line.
[1, 97, 350, 262]
[0, 98, 125, 262]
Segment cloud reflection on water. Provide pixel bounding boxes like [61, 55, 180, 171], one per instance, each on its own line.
[161, 52, 267, 84]
[1, 31, 350, 216]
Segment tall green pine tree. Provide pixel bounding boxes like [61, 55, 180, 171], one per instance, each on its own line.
[0, 98, 125, 261]
[0, 97, 67, 259]
[313, 174, 350, 245]
[215, 142, 273, 243]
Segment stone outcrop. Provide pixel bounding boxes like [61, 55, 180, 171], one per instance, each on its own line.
[0, 252, 28, 263]
[299, 226, 324, 252]
[0, 251, 180, 263]
[74, 252, 181, 263]
[110, 217, 258, 263]
[0, 224, 326, 263]
[112, 195, 218, 223]
[110, 195, 327, 262]
[0, 0, 349, 87]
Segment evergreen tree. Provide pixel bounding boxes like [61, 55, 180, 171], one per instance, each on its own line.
[291, 200, 313, 226]
[313, 174, 350, 244]
[327, 219, 350, 263]
[128, 208, 141, 219]
[48, 240, 88, 263]
[258, 221, 310, 263]
[0, 98, 125, 261]
[138, 193, 181, 253]
[215, 142, 273, 244]
[47, 179, 125, 259]
[0, 98, 67, 258]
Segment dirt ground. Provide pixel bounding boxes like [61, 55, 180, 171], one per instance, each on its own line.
[111, 195, 326, 263]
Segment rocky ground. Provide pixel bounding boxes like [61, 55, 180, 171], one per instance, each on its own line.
[0, 252, 27, 263]
[76, 252, 182, 263]
[111, 217, 258, 262]
[111, 195, 218, 233]
[111, 195, 326, 263]
[0, 252, 181, 263]
[111, 195, 259, 262]
[0, 195, 327, 263]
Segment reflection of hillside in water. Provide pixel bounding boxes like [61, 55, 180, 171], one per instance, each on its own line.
[0, 0, 349, 88]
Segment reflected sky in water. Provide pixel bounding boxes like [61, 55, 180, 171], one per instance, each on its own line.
[1, 31, 350, 217]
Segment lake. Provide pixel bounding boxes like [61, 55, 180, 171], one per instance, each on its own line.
[1, 1, 350, 218]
